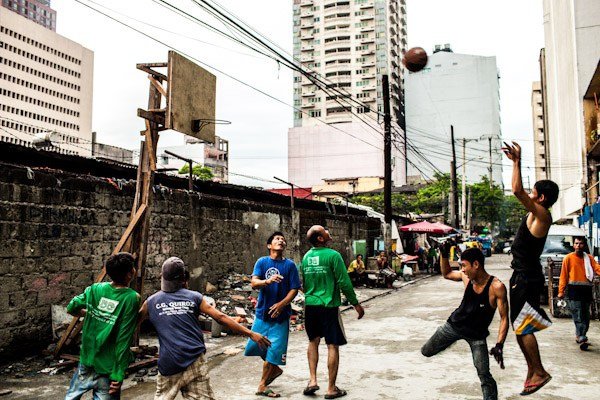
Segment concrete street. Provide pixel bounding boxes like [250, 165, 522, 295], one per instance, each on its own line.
[126, 254, 600, 400]
[2, 254, 599, 399]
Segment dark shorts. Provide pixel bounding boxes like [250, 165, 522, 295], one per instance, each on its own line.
[509, 270, 552, 335]
[304, 306, 347, 346]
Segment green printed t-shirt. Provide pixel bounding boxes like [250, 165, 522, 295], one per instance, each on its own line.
[67, 282, 140, 382]
[300, 247, 358, 307]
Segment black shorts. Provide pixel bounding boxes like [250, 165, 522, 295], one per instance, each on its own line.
[509, 270, 551, 334]
[304, 306, 347, 346]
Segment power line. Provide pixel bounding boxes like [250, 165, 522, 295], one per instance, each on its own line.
[73, 0, 385, 151]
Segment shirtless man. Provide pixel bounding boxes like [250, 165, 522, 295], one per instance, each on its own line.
[421, 246, 509, 400]
[502, 141, 559, 396]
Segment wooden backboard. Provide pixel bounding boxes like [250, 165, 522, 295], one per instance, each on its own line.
[167, 51, 216, 143]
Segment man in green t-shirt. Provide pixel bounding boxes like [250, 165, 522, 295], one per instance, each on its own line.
[65, 252, 140, 400]
[299, 225, 364, 399]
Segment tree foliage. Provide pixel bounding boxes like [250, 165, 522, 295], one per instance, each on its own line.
[351, 173, 521, 235]
[469, 176, 504, 227]
[178, 164, 214, 181]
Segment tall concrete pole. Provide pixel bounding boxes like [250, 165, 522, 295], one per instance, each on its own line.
[383, 75, 392, 225]
[450, 126, 458, 228]
[462, 138, 467, 229]
[383, 75, 392, 251]
[488, 136, 493, 188]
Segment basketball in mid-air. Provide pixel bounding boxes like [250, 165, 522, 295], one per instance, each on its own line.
[402, 47, 428, 72]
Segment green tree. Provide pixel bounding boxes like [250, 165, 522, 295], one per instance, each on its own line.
[178, 164, 214, 181]
[411, 172, 451, 214]
[498, 195, 524, 238]
[351, 172, 450, 216]
[469, 176, 504, 227]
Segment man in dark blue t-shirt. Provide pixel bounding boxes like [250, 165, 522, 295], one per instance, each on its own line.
[245, 231, 301, 398]
[139, 257, 270, 399]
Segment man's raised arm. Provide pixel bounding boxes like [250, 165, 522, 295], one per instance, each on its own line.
[502, 141, 549, 221]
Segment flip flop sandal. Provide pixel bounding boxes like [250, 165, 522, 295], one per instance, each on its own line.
[302, 385, 319, 395]
[265, 370, 283, 386]
[324, 387, 348, 399]
[256, 389, 281, 398]
[520, 375, 552, 396]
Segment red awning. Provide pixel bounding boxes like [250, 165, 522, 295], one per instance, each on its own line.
[399, 221, 455, 234]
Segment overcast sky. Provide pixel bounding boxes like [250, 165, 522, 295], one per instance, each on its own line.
[52, 0, 544, 188]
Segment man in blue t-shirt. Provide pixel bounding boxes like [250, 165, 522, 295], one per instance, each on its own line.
[139, 257, 271, 400]
[245, 231, 301, 398]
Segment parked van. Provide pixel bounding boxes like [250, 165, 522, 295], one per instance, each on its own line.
[540, 224, 588, 304]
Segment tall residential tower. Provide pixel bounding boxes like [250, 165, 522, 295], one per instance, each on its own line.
[1, 0, 56, 31]
[0, 6, 93, 156]
[288, 0, 407, 189]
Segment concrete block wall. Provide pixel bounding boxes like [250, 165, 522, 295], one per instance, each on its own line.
[0, 163, 379, 358]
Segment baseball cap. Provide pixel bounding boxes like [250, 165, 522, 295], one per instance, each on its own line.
[161, 257, 187, 292]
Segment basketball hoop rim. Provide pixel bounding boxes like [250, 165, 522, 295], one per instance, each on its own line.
[193, 118, 231, 126]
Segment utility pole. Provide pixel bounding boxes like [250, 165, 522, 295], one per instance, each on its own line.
[382, 75, 392, 249]
[467, 187, 473, 231]
[450, 125, 459, 228]
[462, 138, 467, 229]
[488, 136, 493, 188]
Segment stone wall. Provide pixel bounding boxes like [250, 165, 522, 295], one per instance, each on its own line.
[0, 154, 381, 358]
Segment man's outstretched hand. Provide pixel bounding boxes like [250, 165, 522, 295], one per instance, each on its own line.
[489, 343, 505, 369]
[502, 141, 521, 163]
[440, 241, 452, 259]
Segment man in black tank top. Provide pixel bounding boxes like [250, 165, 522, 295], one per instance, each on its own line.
[503, 141, 559, 395]
[421, 247, 509, 400]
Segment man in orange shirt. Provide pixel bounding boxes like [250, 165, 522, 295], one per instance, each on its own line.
[558, 236, 600, 350]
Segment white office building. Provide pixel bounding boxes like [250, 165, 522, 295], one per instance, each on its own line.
[0, 6, 93, 156]
[404, 45, 503, 185]
[288, 0, 407, 189]
[541, 0, 600, 221]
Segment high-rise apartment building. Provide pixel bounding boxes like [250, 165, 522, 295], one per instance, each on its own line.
[405, 45, 503, 185]
[531, 81, 548, 181]
[288, 0, 407, 189]
[0, 6, 93, 156]
[1, 0, 56, 31]
[542, 0, 600, 221]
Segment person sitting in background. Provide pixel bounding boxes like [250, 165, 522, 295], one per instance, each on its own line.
[376, 251, 389, 270]
[347, 254, 366, 286]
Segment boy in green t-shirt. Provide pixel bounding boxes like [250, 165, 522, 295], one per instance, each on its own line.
[65, 252, 140, 400]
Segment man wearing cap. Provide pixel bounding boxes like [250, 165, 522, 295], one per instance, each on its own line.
[300, 225, 364, 399]
[245, 231, 301, 398]
[139, 257, 271, 400]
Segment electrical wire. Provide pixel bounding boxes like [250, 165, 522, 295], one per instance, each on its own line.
[73, 0, 386, 151]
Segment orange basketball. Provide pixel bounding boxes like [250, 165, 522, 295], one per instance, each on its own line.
[402, 47, 428, 72]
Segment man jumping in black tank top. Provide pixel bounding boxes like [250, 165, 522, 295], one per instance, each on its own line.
[421, 247, 509, 400]
[503, 141, 559, 396]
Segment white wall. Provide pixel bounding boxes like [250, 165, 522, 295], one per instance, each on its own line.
[288, 121, 404, 188]
[405, 50, 503, 185]
[542, 0, 600, 220]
